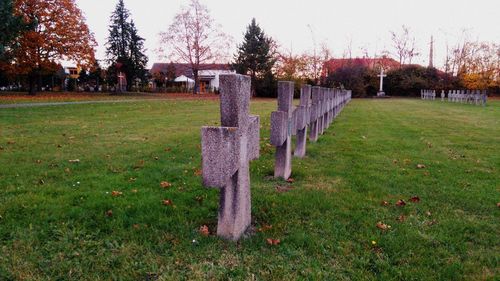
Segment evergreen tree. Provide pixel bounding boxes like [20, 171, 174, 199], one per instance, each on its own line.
[129, 20, 148, 83]
[233, 18, 277, 97]
[0, 0, 26, 59]
[105, 0, 147, 91]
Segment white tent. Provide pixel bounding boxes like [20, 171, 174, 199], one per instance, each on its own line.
[174, 75, 194, 84]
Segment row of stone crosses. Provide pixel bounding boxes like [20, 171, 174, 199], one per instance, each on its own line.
[421, 89, 488, 106]
[200, 74, 352, 241]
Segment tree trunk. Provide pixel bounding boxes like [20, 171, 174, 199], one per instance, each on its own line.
[28, 73, 36, 95]
[193, 69, 199, 95]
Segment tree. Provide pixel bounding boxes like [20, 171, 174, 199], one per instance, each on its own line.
[106, 0, 148, 91]
[324, 63, 377, 98]
[11, 0, 96, 95]
[159, 0, 231, 94]
[233, 18, 277, 97]
[0, 0, 26, 60]
[390, 25, 419, 67]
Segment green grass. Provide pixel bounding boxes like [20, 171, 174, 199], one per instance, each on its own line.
[0, 98, 499, 280]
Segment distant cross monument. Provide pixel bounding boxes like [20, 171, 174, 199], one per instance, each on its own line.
[377, 67, 387, 97]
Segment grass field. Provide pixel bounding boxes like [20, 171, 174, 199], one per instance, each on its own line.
[0, 98, 499, 280]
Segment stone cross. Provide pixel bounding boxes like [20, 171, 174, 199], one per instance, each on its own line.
[270, 81, 295, 179]
[308, 86, 321, 142]
[377, 67, 387, 97]
[117, 72, 126, 92]
[201, 74, 260, 241]
[318, 88, 326, 135]
[294, 85, 311, 158]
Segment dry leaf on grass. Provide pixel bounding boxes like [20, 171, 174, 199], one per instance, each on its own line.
[68, 159, 80, 163]
[162, 199, 173, 206]
[376, 222, 391, 231]
[416, 164, 426, 169]
[396, 199, 406, 206]
[199, 225, 210, 236]
[397, 215, 406, 222]
[410, 196, 420, 203]
[266, 238, 281, 246]
[105, 210, 113, 217]
[381, 201, 390, 206]
[111, 191, 123, 197]
[160, 181, 172, 189]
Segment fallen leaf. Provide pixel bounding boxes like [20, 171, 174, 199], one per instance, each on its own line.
[397, 215, 406, 222]
[286, 178, 295, 183]
[403, 159, 411, 165]
[376, 222, 391, 231]
[105, 210, 113, 217]
[496, 202, 500, 208]
[7, 141, 15, 145]
[410, 196, 420, 203]
[133, 224, 140, 229]
[427, 142, 433, 148]
[425, 211, 432, 216]
[68, 159, 80, 163]
[195, 196, 204, 204]
[164, 147, 172, 152]
[57, 144, 62, 148]
[381, 201, 390, 206]
[199, 225, 209, 236]
[154, 156, 159, 160]
[396, 199, 406, 207]
[64, 168, 71, 174]
[194, 169, 202, 176]
[111, 191, 123, 197]
[128, 177, 137, 182]
[160, 181, 172, 189]
[416, 164, 426, 169]
[393, 159, 398, 164]
[423, 171, 430, 176]
[162, 199, 173, 206]
[131, 189, 138, 193]
[362, 136, 367, 139]
[266, 238, 281, 246]
[35, 160, 42, 164]
[38, 179, 45, 185]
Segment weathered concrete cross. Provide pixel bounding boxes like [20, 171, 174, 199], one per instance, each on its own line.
[293, 85, 312, 158]
[308, 86, 321, 142]
[270, 81, 295, 179]
[201, 74, 260, 241]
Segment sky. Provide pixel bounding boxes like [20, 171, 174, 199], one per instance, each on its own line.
[75, 0, 500, 69]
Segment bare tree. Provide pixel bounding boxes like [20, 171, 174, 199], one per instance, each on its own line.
[158, 0, 232, 94]
[390, 25, 419, 66]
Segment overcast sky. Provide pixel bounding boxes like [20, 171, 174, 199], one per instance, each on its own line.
[75, 0, 500, 69]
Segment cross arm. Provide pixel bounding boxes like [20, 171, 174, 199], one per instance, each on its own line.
[201, 126, 240, 188]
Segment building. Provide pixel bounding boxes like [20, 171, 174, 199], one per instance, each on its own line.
[64, 66, 80, 79]
[150, 63, 234, 93]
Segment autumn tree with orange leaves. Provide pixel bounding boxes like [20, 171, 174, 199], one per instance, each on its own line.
[11, 0, 96, 94]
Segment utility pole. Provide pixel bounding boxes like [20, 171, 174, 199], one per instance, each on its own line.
[429, 36, 434, 68]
